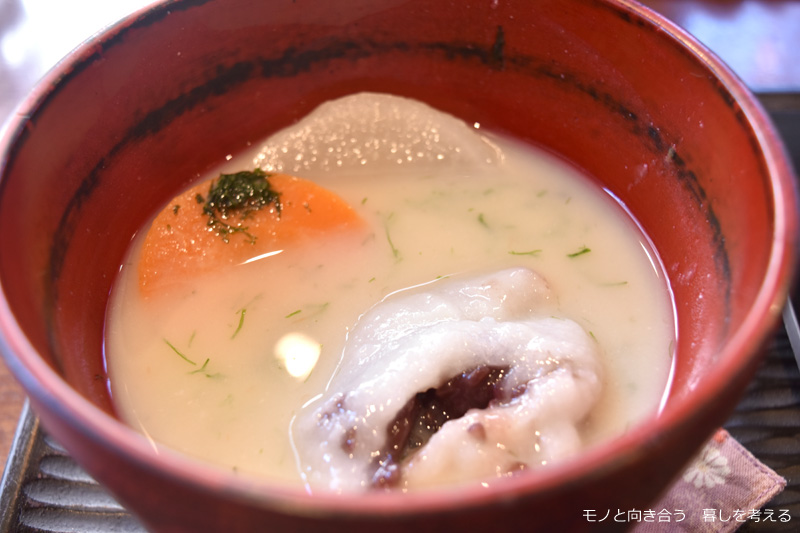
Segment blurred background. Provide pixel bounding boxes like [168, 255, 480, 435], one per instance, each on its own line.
[0, 0, 153, 123]
[1, 0, 800, 123]
[645, 0, 800, 93]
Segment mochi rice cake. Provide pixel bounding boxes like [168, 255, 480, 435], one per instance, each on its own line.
[104, 93, 675, 493]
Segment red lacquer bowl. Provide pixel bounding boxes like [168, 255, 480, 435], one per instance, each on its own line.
[0, 0, 797, 531]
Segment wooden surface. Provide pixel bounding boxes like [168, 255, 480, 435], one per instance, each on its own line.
[0, 0, 798, 480]
[0, 363, 25, 476]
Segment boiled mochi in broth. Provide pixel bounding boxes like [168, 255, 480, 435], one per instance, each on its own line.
[293, 267, 603, 492]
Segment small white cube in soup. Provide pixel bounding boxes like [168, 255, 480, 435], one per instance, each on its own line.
[104, 93, 675, 491]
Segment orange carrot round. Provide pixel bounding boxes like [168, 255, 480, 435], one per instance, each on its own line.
[138, 172, 365, 297]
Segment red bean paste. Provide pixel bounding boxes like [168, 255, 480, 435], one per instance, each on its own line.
[365, 364, 513, 489]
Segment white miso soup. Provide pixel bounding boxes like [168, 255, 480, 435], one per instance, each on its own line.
[104, 93, 675, 491]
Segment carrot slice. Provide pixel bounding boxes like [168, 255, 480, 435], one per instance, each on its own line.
[138, 172, 365, 297]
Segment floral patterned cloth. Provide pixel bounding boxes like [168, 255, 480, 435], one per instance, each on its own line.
[633, 429, 787, 532]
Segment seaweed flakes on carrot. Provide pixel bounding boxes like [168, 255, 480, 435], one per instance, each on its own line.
[138, 170, 365, 297]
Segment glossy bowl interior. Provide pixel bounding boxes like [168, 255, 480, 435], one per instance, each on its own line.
[0, 0, 797, 531]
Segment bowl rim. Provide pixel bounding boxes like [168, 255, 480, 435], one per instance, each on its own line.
[0, 0, 797, 519]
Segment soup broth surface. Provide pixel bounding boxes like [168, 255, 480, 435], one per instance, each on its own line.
[105, 93, 675, 490]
